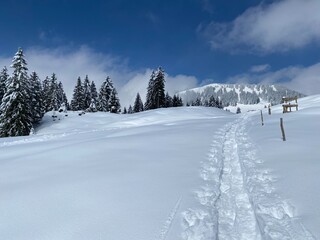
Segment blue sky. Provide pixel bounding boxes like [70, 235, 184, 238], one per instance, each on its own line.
[0, 0, 320, 106]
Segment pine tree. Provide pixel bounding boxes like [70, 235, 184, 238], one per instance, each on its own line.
[153, 67, 166, 108]
[42, 76, 51, 112]
[109, 88, 121, 113]
[29, 71, 44, 123]
[133, 92, 144, 113]
[144, 67, 166, 110]
[83, 75, 91, 109]
[165, 92, 173, 108]
[123, 107, 127, 114]
[128, 105, 133, 114]
[0, 48, 33, 137]
[144, 71, 156, 110]
[90, 81, 98, 109]
[57, 81, 68, 110]
[48, 73, 60, 111]
[71, 77, 85, 110]
[98, 76, 113, 112]
[172, 94, 183, 107]
[0, 66, 9, 102]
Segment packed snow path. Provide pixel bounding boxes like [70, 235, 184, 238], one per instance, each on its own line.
[216, 121, 261, 239]
[182, 114, 315, 240]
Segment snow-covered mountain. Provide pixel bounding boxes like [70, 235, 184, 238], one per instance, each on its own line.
[178, 83, 305, 106]
[0, 95, 319, 239]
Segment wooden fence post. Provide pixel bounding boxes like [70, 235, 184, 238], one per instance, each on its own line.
[280, 118, 286, 141]
[260, 110, 264, 126]
[268, 105, 271, 115]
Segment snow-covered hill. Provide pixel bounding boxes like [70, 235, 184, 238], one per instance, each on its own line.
[0, 95, 319, 239]
[178, 83, 305, 107]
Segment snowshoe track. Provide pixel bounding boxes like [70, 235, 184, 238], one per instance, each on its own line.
[182, 115, 315, 240]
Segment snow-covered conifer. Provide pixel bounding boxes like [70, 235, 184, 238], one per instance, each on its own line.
[109, 88, 121, 113]
[0, 48, 33, 137]
[71, 77, 85, 110]
[29, 71, 44, 123]
[133, 92, 144, 113]
[98, 76, 113, 112]
[0, 66, 9, 102]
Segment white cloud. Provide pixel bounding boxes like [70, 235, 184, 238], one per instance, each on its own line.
[202, 0, 320, 53]
[0, 46, 198, 108]
[228, 63, 320, 95]
[250, 64, 270, 73]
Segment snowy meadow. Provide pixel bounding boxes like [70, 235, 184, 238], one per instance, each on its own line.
[0, 95, 319, 239]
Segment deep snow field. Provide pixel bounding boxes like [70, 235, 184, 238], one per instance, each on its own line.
[0, 95, 319, 240]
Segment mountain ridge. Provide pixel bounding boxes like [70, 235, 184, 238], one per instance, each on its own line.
[178, 83, 305, 106]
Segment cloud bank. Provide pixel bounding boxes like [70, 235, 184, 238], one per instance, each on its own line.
[201, 0, 320, 53]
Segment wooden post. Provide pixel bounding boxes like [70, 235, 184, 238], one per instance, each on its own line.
[268, 105, 271, 115]
[260, 110, 264, 126]
[280, 118, 286, 141]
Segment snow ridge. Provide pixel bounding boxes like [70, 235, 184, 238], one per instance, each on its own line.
[182, 115, 315, 240]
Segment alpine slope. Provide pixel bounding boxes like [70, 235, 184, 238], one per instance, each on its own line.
[0, 95, 319, 240]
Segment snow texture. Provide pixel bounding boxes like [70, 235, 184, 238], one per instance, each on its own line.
[0, 94, 319, 239]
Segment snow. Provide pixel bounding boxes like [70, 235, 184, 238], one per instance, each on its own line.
[0, 95, 319, 239]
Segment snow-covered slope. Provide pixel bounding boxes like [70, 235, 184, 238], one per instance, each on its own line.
[178, 83, 304, 106]
[0, 95, 319, 239]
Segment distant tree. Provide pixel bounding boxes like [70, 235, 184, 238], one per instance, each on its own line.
[123, 107, 127, 114]
[29, 71, 44, 123]
[42, 76, 51, 112]
[128, 105, 133, 114]
[83, 75, 91, 109]
[98, 76, 113, 112]
[0, 48, 33, 137]
[71, 77, 85, 110]
[236, 107, 241, 114]
[90, 80, 98, 109]
[0, 66, 9, 102]
[109, 88, 121, 113]
[48, 73, 60, 111]
[133, 92, 144, 113]
[145, 67, 166, 110]
[172, 94, 183, 107]
[165, 92, 173, 108]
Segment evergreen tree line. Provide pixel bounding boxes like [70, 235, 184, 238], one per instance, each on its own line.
[123, 67, 183, 114]
[70, 75, 121, 113]
[0, 48, 69, 137]
[0, 48, 122, 138]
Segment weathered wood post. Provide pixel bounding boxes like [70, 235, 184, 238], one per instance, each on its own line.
[268, 105, 271, 115]
[260, 110, 264, 126]
[280, 118, 286, 141]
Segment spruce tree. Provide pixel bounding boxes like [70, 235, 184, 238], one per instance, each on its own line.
[29, 71, 44, 123]
[144, 68, 166, 110]
[165, 92, 173, 108]
[48, 73, 59, 111]
[71, 77, 85, 110]
[144, 71, 156, 110]
[42, 76, 51, 112]
[98, 76, 113, 112]
[133, 92, 144, 113]
[123, 107, 127, 114]
[83, 75, 91, 109]
[90, 81, 98, 107]
[0, 66, 9, 102]
[172, 95, 183, 107]
[0, 48, 33, 137]
[109, 88, 121, 113]
[128, 105, 133, 114]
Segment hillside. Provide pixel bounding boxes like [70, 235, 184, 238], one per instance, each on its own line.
[0, 95, 319, 239]
[178, 83, 305, 107]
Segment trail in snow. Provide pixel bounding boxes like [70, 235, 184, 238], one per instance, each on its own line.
[182, 114, 315, 240]
[217, 122, 261, 239]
